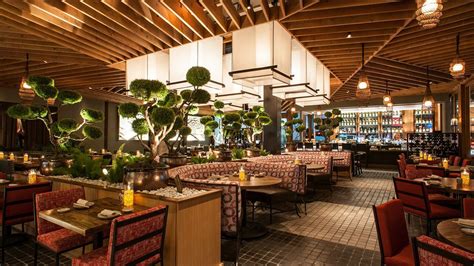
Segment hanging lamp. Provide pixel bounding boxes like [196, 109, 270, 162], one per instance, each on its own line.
[416, 0, 443, 29]
[449, 33, 466, 79]
[422, 66, 435, 109]
[356, 43, 371, 99]
[383, 81, 392, 106]
[18, 53, 35, 105]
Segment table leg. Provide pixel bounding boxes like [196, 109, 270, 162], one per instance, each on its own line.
[93, 231, 104, 249]
[240, 189, 268, 240]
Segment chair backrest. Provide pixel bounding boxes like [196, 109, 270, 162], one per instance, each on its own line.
[397, 160, 406, 178]
[412, 235, 474, 265]
[448, 155, 456, 165]
[34, 188, 85, 236]
[108, 205, 168, 266]
[453, 156, 462, 166]
[416, 165, 445, 177]
[392, 177, 430, 218]
[462, 159, 471, 167]
[373, 199, 410, 261]
[3, 182, 52, 227]
[0, 160, 14, 176]
[463, 198, 474, 219]
[399, 153, 406, 160]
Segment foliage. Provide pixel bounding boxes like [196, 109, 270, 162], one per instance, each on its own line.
[231, 148, 244, 160]
[69, 151, 108, 180]
[314, 109, 342, 143]
[118, 67, 212, 160]
[259, 148, 270, 156]
[190, 155, 216, 164]
[284, 113, 306, 144]
[6, 76, 103, 155]
[240, 106, 272, 148]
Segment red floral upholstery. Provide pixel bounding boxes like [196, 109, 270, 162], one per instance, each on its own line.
[453, 156, 462, 166]
[448, 155, 456, 165]
[415, 235, 474, 265]
[462, 159, 471, 167]
[373, 199, 414, 266]
[37, 228, 93, 253]
[463, 198, 474, 218]
[289, 151, 351, 168]
[72, 205, 167, 266]
[35, 188, 85, 235]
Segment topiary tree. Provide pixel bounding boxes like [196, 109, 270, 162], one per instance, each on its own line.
[118, 67, 211, 161]
[284, 113, 306, 146]
[7, 76, 103, 154]
[240, 106, 272, 149]
[200, 101, 242, 148]
[314, 109, 342, 143]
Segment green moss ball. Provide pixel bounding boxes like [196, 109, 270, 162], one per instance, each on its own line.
[192, 89, 211, 104]
[7, 104, 31, 119]
[214, 100, 225, 109]
[188, 105, 199, 115]
[57, 90, 82, 105]
[180, 90, 193, 102]
[258, 116, 272, 125]
[82, 125, 103, 139]
[80, 108, 103, 122]
[186, 66, 211, 87]
[150, 107, 175, 126]
[205, 120, 219, 130]
[200, 116, 213, 125]
[132, 119, 149, 135]
[118, 103, 139, 118]
[58, 119, 79, 133]
[179, 126, 192, 136]
[34, 84, 58, 100]
[27, 76, 54, 88]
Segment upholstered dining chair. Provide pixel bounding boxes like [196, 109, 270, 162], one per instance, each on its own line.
[392, 177, 461, 235]
[72, 205, 168, 266]
[412, 235, 474, 265]
[453, 156, 462, 167]
[463, 198, 474, 218]
[372, 199, 414, 266]
[448, 155, 456, 166]
[34, 188, 93, 266]
[1, 181, 52, 264]
[307, 156, 334, 192]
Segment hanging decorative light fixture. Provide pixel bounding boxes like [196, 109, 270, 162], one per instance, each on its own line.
[449, 33, 466, 79]
[382, 80, 392, 106]
[422, 66, 435, 109]
[416, 0, 443, 29]
[356, 43, 371, 99]
[18, 53, 35, 105]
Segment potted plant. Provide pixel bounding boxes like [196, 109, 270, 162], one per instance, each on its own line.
[7, 76, 103, 174]
[314, 109, 342, 151]
[200, 101, 242, 161]
[284, 113, 306, 152]
[241, 106, 272, 157]
[161, 67, 211, 167]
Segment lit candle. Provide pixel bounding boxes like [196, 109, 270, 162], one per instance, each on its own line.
[428, 154, 432, 161]
[0, 152, 4, 160]
[9, 153, 14, 161]
[23, 153, 29, 163]
[442, 158, 449, 169]
[136, 150, 141, 157]
[88, 148, 92, 154]
[101, 148, 106, 154]
[28, 169, 37, 184]
[123, 181, 134, 208]
[295, 157, 301, 165]
[461, 168, 470, 185]
[423, 152, 428, 160]
[419, 150, 423, 158]
[239, 166, 246, 181]
[284, 148, 289, 153]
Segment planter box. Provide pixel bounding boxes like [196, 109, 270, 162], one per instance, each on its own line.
[42, 176, 221, 266]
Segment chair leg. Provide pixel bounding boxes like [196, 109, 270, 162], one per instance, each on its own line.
[426, 219, 431, 236]
[82, 245, 86, 254]
[407, 213, 411, 224]
[252, 202, 255, 222]
[21, 223, 25, 232]
[269, 198, 273, 224]
[34, 242, 38, 265]
[55, 253, 60, 266]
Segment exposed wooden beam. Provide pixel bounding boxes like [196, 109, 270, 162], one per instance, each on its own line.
[221, 0, 240, 29]
[160, 0, 208, 39]
[239, 0, 255, 25]
[196, 0, 227, 33]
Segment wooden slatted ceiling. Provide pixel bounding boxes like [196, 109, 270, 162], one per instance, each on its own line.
[0, 0, 472, 104]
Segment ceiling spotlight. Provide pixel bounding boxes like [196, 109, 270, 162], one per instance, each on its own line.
[346, 32, 352, 39]
[43, 60, 48, 63]
[290, 107, 296, 112]
[247, 5, 251, 9]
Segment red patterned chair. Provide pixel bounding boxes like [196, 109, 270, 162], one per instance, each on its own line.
[453, 156, 462, 166]
[1, 182, 52, 264]
[462, 159, 471, 167]
[373, 199, 414, 266]
[448, 155, 456, 166]
[463, 198, 474, 218]
[34, 188, 93, 265]
[72, 205, 168, 266]
[412, 235, 474, 265]
[392, 177, 461, 235]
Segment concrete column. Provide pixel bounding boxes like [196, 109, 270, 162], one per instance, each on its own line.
[458, 84, 470, 157]
[263, 85, 281, 154]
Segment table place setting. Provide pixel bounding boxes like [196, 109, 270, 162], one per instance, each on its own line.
[73, 199, 95, 209]
[454, 219, 474, 236]
[97, 209, 122, 219]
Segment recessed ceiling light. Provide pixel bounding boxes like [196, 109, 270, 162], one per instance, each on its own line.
[346, 90, 350, 93]
[43, 60, 48, 63]
[346, 32, 352, 38]
[247, 5, 251, 9]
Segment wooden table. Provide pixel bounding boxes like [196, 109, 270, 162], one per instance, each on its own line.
[39, 197, 148, 249]
[416, 177, 474, 195]
[437, 219, 474, 252]
[222, 175, 281, 239]
[306, 164, 325, 171]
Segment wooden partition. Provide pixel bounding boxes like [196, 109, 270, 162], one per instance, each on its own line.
[45, 177, 221, 266]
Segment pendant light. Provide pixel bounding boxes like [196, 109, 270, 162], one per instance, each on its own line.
[356, 43, 371, 99]
[416, 0, 443, 29]
[18, 53, 35, 105]
[422, 66, 435, 109]
[449, 33, 466, 79]
[383, 80, 392, 105]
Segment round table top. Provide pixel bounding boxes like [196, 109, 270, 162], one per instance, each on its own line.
[415, 164, 462, 172]
[415, 177, 474, 194]
[227, 176, 282, 189]
[306, 164, 325, 171]
[437, 219, 474, 253]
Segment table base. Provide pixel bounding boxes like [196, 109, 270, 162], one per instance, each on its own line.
[241, 222, 268, 240]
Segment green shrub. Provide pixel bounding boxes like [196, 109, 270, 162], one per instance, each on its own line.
[7, 104, 31, 119]
[118, 103, 139, 118]
[27, 76, 54, 88]
[200, 116, 213, 125]
[132, 119, 149, 135]
[150, 107, 175, 126]
[30, 106, 48, 119]
[58, 119, 78, 133]
[179, 126, 192, 136]
[186, 66, 210, 87]
[57, 90, 82, 104]
[245, 111, 258, 119]
[214, 100, 225, 109]
[129, 79, 167, 100]
[180, 89, 193, 102]
[82, 125, 102, 139]
[192, 89, 211, 104]
[231, 148, 244, 160]
[172, 116, 184, 130]
[215, 110, 224, 118]
[80, 108, 103, 122]
[224, 112, 241, 122]
[188, 105, 199, 115]
[258, 116, 272, 125]
[205, 120, 219, 130]
[34, 84, 58, 100]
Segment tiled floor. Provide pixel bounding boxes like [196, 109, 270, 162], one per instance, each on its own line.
[2, 169, 424, 265]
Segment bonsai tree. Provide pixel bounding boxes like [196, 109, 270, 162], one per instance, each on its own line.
[200, 100, 242, 148]
[284, 113, 306, 148]
[118, 67, 211, 161]
[7, 76, 103, 154]
[241, 106, 272, 150]
[314, 109, 342, 143]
